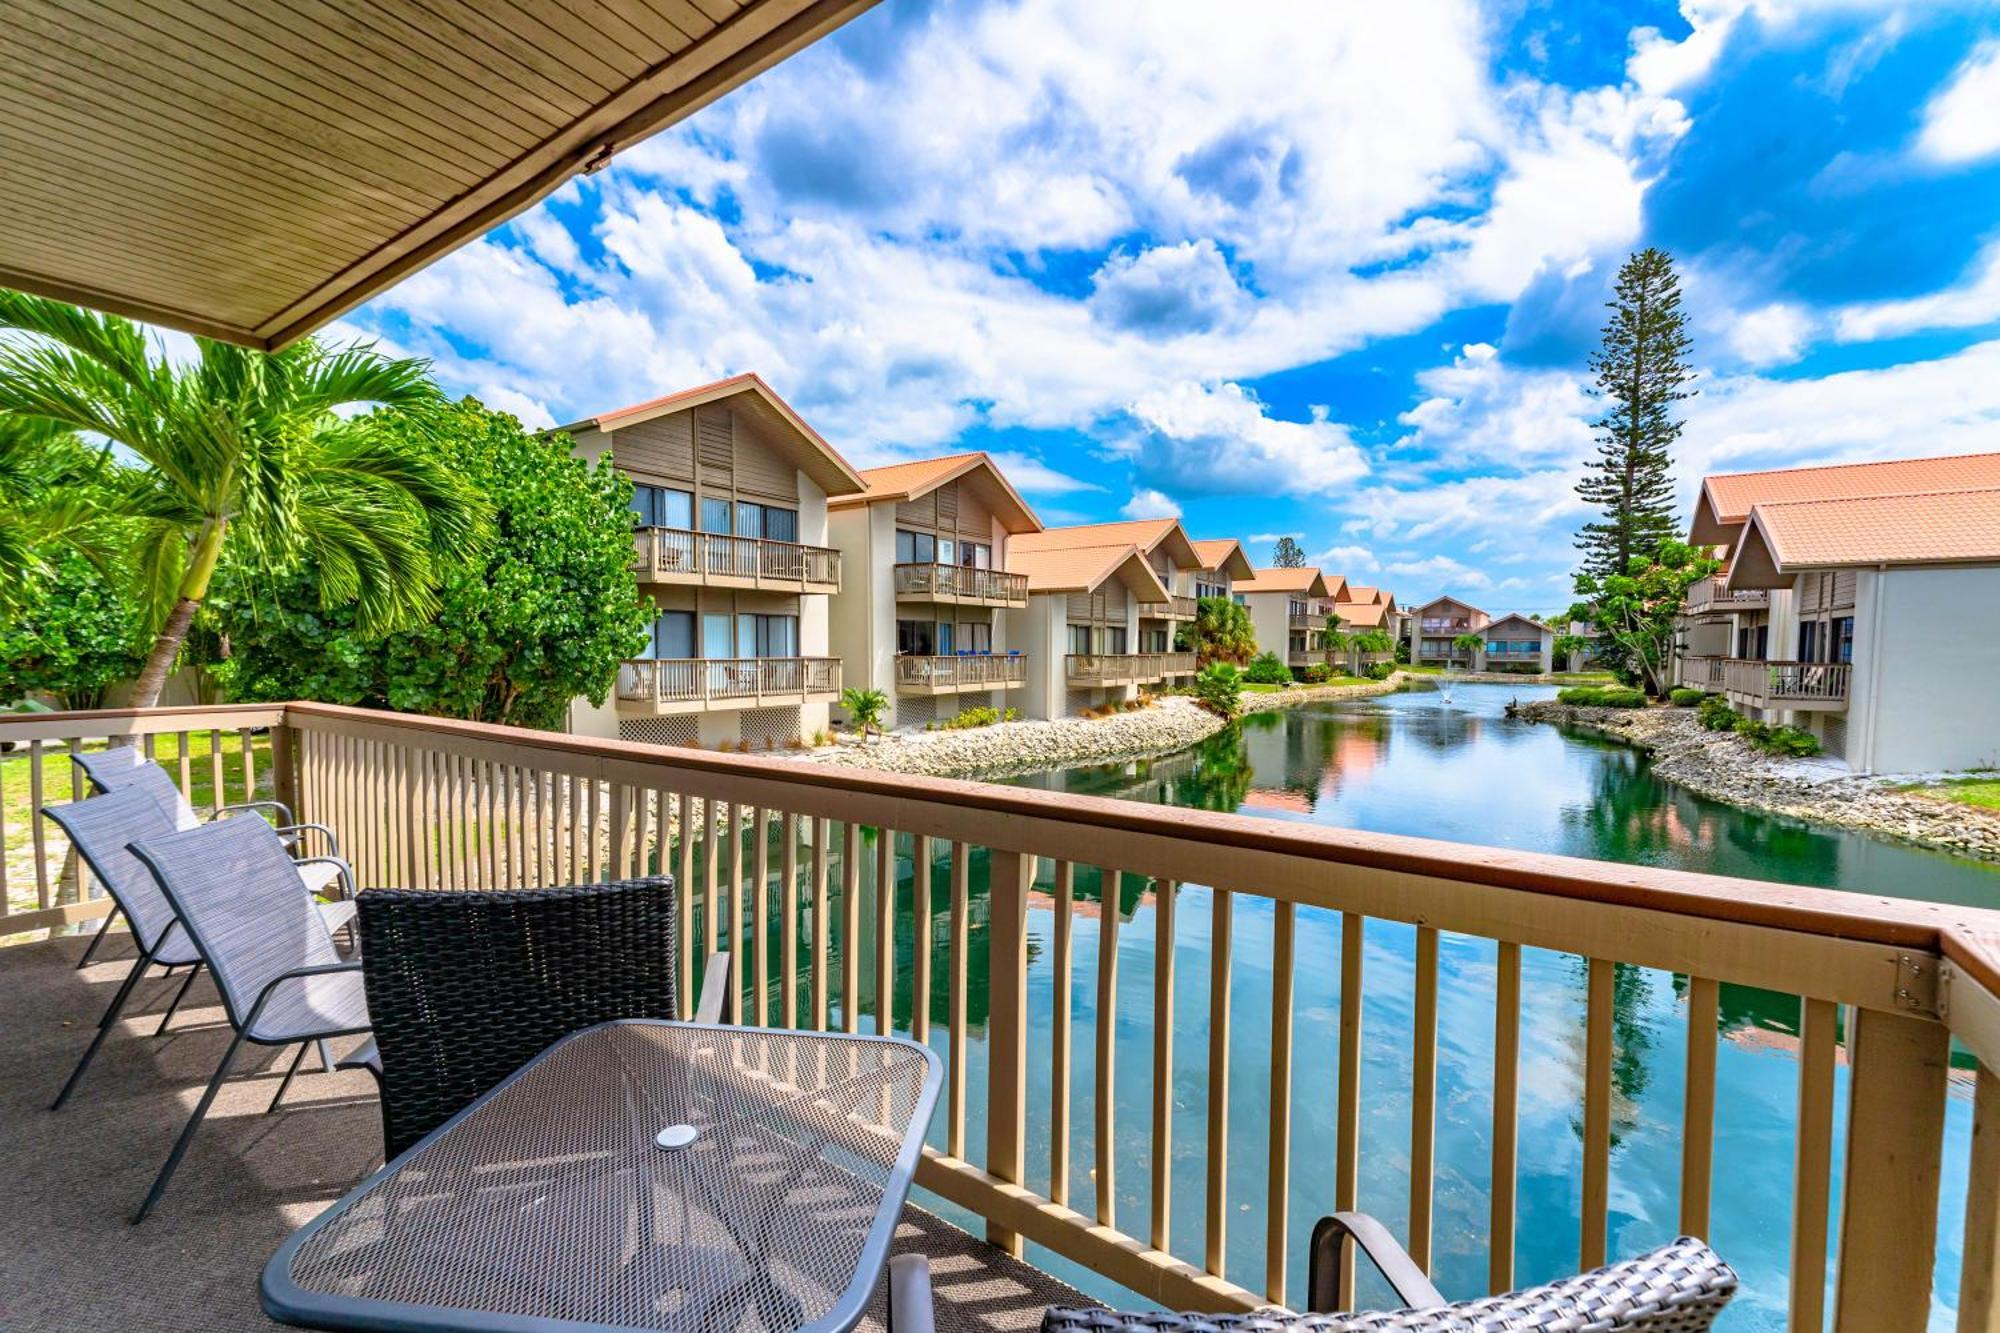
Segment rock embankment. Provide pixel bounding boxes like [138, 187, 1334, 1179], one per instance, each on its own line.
[1513, 700, 2000, 862]
[794, 674, 1409, 781]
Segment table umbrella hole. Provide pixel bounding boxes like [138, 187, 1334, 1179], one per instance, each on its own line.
[654, 1125, 699, 1150]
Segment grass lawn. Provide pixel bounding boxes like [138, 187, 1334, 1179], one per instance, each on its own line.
[1549, 671, 1618, 683]
[3, 730, 276, 926]
[1398, 664, 1444, 674]
[1899, 774, 2000, 811]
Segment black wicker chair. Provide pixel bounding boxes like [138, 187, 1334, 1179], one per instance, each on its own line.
[345, 876, 731, 1158]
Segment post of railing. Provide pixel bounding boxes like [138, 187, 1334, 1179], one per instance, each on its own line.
[985, 846, 1033, 1256]
[270, 719, 298, 819]
[1831, 1006, 1950, 1331]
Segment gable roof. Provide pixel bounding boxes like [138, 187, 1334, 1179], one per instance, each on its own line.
[1191, 539, 1256, 580]
[1009, 544, 1171, 601]
[1011, 518, 1200, 569]
[1690, 452, 2000, 545]
[1333, 601, 1388, 628]
[1484, 613, 1549, 636]
[560, 374, 866, 498]
[1414, 594, 1487, 617]
[1237, 566, 1331, 598]
[1343, 585, 1382, 605]
[827, 451, 1042, 532]
[1728, 486, 2000, 588]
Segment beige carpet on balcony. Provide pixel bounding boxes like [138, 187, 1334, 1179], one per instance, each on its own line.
[0, 933, 1093, 1333]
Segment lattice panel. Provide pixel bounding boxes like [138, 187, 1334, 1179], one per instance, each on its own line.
[1066, 689, 1095, 717]
[620, 716, 700, 748]
[897, 695, 938, 728]
[739, 707, 802, 750]
[956, 691, 993, 715]
[1821, 714, 1847, 760]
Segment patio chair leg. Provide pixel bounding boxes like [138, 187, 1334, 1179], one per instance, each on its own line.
[268, 1043, 310, 1114]
[316, 1038, 334, 1072]
[133, 1031, 245, 1224]
[52, 955, 150, 1110]
[75, 908, 122, 969]
[154, 964, 203, 1036]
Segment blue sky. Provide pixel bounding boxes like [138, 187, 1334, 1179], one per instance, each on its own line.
[341, 0, 2000, 613]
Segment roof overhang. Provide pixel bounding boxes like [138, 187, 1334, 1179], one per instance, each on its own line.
[1724, 513, 1796, 591]
[828, 453, 1042, 532]
[1484, 614, 1547, 636]
[1687, 484, 1742, 548]
[2, 0, 877, 349]
[1194, 540, 1256, 581]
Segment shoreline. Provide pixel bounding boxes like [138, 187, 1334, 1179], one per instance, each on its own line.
[1512, 699, 2000, 864]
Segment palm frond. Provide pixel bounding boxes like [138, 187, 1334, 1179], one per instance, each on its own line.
[0, 289, 155, 388]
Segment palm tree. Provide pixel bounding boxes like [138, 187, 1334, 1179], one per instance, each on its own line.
[839, 687, 889, 741]
[0, 292, 482, 708]
[1183, 595, 1257, 667]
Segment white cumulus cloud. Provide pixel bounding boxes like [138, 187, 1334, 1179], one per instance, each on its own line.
[1120, 488, 1183, 519]
[1917, 40, 2000, 166]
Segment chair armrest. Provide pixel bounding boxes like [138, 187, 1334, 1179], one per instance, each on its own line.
[695, 952, 733, 1025]
[887, 1254, 933, 1333]
[243, 961, 365, 1032]
[1306, 1212, 1445, 1312]
[334, 1037, 381, 1083]
[217, 798, 298, 825]
[274, 822, 343, 857]
[294, 855, 356, 900]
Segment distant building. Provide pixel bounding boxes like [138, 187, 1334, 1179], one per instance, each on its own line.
[1477, 614, 1553, 673]
[1408, 596, 1489, 668]
[1237, 567, 1348, 672]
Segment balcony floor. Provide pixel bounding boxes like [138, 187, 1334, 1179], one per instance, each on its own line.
[2, 934, 1093, 1333]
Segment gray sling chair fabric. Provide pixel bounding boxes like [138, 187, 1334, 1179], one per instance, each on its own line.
[69, 749, 351, 969]
[127, 816, 373, 1224]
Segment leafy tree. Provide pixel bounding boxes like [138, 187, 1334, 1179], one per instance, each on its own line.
[1193, 663, 1243, 718]
[1270, 536, 1307, 568]
[1552, 632, 1590, 670]
[1575, 248, 1693, 579]
[0, 291, 479, 708]
[1177, 595, 1257, 666]
[1243, 651, 1291, 684]
[1453, 631, 1484, 658]
[840, 687, 889, 740]
[1352, 628, 1394, 658]
[208, 401, 646, 729]
[1567, 539, 1721, 697]
[0, 548, 149, 709]
[0, 419, 125, 612]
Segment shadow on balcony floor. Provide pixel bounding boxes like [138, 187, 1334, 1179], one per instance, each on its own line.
[0, 934, 1092, 1333]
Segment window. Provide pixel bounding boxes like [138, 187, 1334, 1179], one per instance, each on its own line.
[959, 621, 992, 653]
[630, 484, 693, 530]
[735, 501, 797, 543]
[1067, 624, 1093, 654]
[895, 529, 937, 564]
[1799, 620, 1821, 664]
[898, 619, 937, 657]
[701, 613, 735, 658]
[649, 610, 694, 659]
[1142, 628, 1169, 652]
[700, 497, 733, 534]
[1104, 626, 1128, 653]
[1833, 616, 1854, 664]
[737, 613, 798, 658]
[1196, 579, 1227, 600]
[1232, 593, 1246, 606]
[960, 542, 992, 569]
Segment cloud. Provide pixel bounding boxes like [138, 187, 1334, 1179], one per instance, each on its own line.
[1120, 488, 1183, 519]
[984, 452, 1101, 495]
[1248, 532, 1302, 543]
[1916, 40, 2000, 165]
[1312, 543, 1379, 572]
[1395, 343, 1597, 469]
[1383, 553, 1494, 591]
[1726, 303, 1814, 366]
[1089, 241, 1249, 336]
[1118, 381, 1369, 498]
[1833, 240, 2000, 341]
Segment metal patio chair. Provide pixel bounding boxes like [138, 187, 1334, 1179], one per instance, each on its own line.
[126, 816, 373, 1223]
[1026, 1224, 1734, 1333]
[44, 787, 360, 1110]
[70, 746, 345, 968]
[341, 877, 732, 1158]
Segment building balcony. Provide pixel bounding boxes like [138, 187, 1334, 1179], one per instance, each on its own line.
[1065, 652, 1197, 684]
[1677, 655, 1726, 690]
[1139, 595, 1198, 621]
[632, 527, 840, 594]
[895, 654, 1029, 695]
[894, 563, 1030, 607]
[1683, 576, 1768, 618]
[1, 701, 1997, 1331]
[1722, 658, 1851, 712]
[615, 656, 841, 713]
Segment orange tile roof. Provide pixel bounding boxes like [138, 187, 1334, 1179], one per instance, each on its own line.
[1236, 566, 1329, 595]
[1008, 544, 1170, 599]
[1012, 518, 1177, 552]
[1190, 538, 1255, 578]
[1344, 585, 1382, 605]
[827, 451, 1042, 531]
[1746, 486, 2000, 568]
[1334, 601, 1388, 628]
[1702, 452, 2000, 525]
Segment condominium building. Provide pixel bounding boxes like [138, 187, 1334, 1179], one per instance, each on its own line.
[1477, 614, 1554, 672]
[1236, 567, 1348, 671]
[1677, 451, 2000, 772]
[1333, 586, 1401, 671]
[1190, 539, 1256, 605]
[1408, 595, 1489, 667]
[561, 374, 865, 748]
[825, 452, 1041, 730]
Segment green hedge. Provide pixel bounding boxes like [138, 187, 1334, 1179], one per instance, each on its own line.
[1558, 685, 1647, 709]
[1669, 687, 1705, 707]
[1696, 695, 1738, 731]
[1243, 652, 1292, 685]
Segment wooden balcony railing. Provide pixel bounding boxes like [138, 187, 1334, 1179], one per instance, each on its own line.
[1677, 655, 1726, 689]
[894, 655, 1028, 691]
[1684, 576, 1767, 616]
[1140, 595, 1198, 620]
[616, 657, 841, 706]
[5, 702, 1999, 1329]
[893, 563, 1029, 605]
[1064, 652, 1197, 683]
[632, 527, 841, 590]
[1722, 658, 1850, 710]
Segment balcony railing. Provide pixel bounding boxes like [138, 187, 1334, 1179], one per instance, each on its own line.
[632, 527, 841, 591]
[894, 654, 1029, 692]
[1065, 652, 1197, 684]
[1677, 655, 1726, 689]
[3, 702, 1997, 1327]
[1140, 595, 1198, 620]
[1684, 576, 1768, 616]
[1722, 658, 1851, 711]
[893, 563, 1030, 606]
[616, 657, 841, 708]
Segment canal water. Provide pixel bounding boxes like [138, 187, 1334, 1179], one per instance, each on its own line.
[865, 682, 2000, 1327]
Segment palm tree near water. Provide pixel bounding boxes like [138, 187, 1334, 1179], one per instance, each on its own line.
[0, 292, 482, 708]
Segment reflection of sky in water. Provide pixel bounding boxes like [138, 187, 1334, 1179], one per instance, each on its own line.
[974, 683, 1995, 1328]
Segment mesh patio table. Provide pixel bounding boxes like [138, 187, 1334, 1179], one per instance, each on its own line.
[263, 1021, 942, 1333]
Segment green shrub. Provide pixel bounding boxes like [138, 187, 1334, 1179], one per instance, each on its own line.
[1243, 652, 1291, 685]
[1696, 695, 1738, 731]
[1669, 687, 1705, 707]
[1558, 685, 1646, 709]
[1194, 663, 1243, 718]
[1301, 663, 1332, 685]
[942, 705, 1002, 730]
[1364, 662, 1396, 681]
[1732, 716, 1770, 744]
[1760, 725, 1823, 758]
